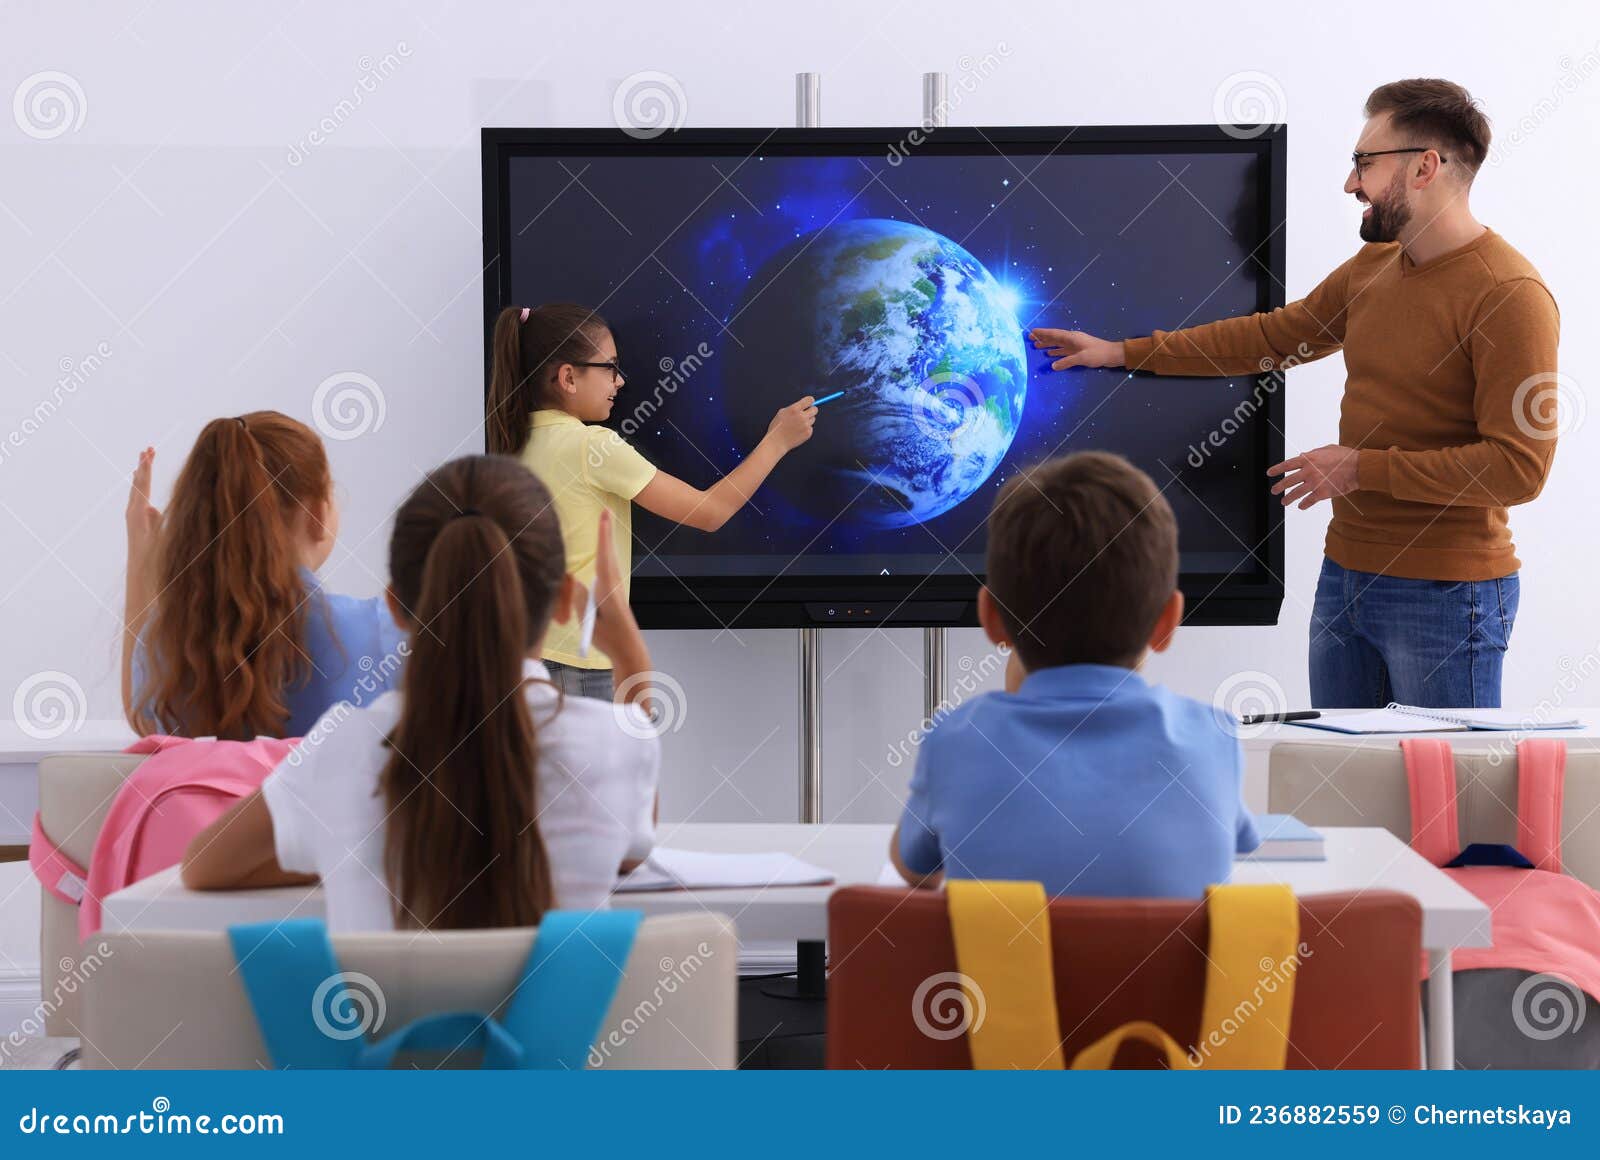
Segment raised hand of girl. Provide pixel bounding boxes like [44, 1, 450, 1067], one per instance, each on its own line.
[125, 447, 161, 562]
[587, 509, 652, 709]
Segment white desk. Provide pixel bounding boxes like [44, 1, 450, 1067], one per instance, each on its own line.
[103, 823, 887, 943]
[1239, 710, 1600, 810]
[0, 720, 135, 846]
[103, 821, 1485, 1069]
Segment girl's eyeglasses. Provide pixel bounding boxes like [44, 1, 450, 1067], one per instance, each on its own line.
[570, 360, 626, 387]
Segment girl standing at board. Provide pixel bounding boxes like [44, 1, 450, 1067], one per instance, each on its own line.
[486, 303, 816, 699]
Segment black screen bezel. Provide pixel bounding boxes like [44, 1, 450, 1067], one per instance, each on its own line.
[482, 124, 1287, 629]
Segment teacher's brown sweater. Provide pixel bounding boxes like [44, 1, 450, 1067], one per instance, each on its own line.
[1123, 229, 1560, 581]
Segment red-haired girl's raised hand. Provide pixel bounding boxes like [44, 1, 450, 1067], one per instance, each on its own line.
[125, 447, 161, 555]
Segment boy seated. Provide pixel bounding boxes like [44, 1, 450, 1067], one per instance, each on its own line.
[891, 451, 1260, 896]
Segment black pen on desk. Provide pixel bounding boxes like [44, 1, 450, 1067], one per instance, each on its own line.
[1239, 710, 1322, 726]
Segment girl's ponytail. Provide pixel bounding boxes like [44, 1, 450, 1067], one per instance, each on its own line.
[485, 306, 530, 456]
[136, 412, 329, 739]
[485, 303, 612, 456]
[381, 455, 567, 929]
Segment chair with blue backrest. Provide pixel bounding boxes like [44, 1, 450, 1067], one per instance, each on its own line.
[81, 912, 737, 1069]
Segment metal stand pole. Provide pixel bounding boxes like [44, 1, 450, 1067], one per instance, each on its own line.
[921, 71, 947, 128]
[765, 71, 828, 1003]
[795, 71, 821, 132]
[799, 627, 822, 823]
[921, 72, 950, 724]
[795, 69, 823, 831]
[924, 628, 946, 721]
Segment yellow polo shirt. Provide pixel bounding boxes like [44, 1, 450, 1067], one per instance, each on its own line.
[519, 410, 657, 669]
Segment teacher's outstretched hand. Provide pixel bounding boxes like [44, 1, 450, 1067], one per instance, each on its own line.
[1029, 328, 1126, 371]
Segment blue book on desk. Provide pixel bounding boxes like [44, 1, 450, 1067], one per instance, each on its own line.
[1237, 815, 1325, 862]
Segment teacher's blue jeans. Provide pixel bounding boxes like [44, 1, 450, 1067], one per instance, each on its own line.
[1309, 557, 1519, 709]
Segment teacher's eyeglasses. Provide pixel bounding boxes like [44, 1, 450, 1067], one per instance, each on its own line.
[1351, 147, 1448, 176]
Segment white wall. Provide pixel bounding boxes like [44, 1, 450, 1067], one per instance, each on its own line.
[3, 0, 1598, 824]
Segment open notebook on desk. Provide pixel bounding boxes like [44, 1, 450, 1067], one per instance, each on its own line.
[1288, 703, 1582, 735]
[616, 847, 835, 893]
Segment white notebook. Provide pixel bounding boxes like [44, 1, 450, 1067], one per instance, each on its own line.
[615, 847, 835, 893]
[1289, 703, 1582, 735]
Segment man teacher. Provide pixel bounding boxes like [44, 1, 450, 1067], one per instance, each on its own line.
[1031, 79, 1560, 709]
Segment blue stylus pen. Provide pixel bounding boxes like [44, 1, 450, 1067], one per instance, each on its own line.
[812, 389, 846, 406]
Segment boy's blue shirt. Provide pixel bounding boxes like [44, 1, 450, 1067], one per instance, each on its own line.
[897, 662, 1260, 898]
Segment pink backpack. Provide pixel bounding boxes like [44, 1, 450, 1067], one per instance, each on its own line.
[1402, 737, 1600, 1004]
[30, 734, 298, 940]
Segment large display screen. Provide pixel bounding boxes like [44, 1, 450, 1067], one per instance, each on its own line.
[483, 128, 1286, 628]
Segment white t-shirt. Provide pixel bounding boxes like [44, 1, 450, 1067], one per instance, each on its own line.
[260, 659, 659, 931]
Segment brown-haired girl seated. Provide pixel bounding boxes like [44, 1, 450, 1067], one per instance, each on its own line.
[181, 455, 659, 930]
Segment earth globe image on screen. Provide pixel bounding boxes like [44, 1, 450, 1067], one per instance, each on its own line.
[726, 217, 1028, 529]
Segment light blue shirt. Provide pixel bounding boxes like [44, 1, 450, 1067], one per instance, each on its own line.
[133, 569, 406, 738]
[897, 664, 1260, 898]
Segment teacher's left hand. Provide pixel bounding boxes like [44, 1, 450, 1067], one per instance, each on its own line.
[1268, 444, 1360, 509]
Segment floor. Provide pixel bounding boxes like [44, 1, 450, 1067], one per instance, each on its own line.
[737, 978, 826, 1068]
[0, 858, 47, 1064]
[1, 1038, 77, 1069]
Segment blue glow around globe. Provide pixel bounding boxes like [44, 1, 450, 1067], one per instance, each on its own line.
[727, 218, 1027, 529]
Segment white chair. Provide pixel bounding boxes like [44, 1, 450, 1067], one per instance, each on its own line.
[34, 752, 147, 1038]
[81, 912, 737, 1069]
[1268, 741, 1600, 887]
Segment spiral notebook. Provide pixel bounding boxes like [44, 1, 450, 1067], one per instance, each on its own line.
[1289, 703, 1581, 735]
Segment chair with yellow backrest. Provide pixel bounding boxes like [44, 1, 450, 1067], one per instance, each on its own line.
[827, 884, 1422, 1069]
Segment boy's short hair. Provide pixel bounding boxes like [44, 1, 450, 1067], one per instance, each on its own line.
[985, 451, 1178, 671]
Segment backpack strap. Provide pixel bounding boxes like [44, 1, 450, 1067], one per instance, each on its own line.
[29, 813, 88, 906]
[1073, 883, 1299, 1070]
[494, 909, 642, 1069]
[358, 910, 642, 1069]
[946, 879, 1064, 1069]
[357, 1011, 527, 1070]
[1193, 883, 1299, 1069]
[1401, 738, 1461, 866]
[1072, 1021, 1198, 1070]
[1516, 738, 1566, 873]
[229, 918, 366, 1068]
[230, 911, 642, 1070]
